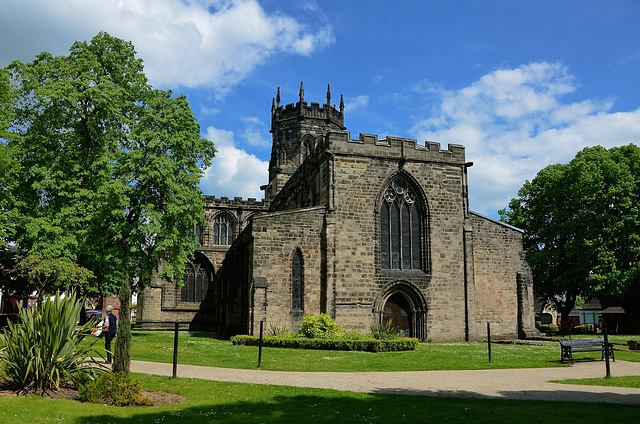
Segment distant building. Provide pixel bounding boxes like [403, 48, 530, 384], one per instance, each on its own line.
[138, 83, 539, 341]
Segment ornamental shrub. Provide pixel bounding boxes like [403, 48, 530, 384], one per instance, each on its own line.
[299, 314, 345, 339]
[78, 371, 152, 406]
[231, 335, 418, 352]
[370, 321, 403, 340]
[0, 293, 103, 394]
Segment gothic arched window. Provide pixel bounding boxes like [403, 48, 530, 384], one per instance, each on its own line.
[181, 257, 211, 303]
[291, 249, 304, 311]
[212, 213, 234, 245]
[380, 178, 421, 270]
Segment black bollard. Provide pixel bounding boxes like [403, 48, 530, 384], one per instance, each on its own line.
[604, 324, 611, 378]
[173, 322, 179, 378]
[258, 320, 264, 368]
[487, 322, 492, 363]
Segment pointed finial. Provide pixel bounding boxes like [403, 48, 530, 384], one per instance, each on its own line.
[276, 86, 281, 107]
[326, 84, 331, 105]
[299, 81, 304, 102]
[271, 97, 275, 111]
[340, 94, 344, 113]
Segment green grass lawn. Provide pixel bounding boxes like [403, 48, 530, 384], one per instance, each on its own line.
[553, 376, 640, 388]
[3, 332, 639, 423]
[1, 373, 638, 424]
[107, 330, 639, 372]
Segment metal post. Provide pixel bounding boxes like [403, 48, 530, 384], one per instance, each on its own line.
[172, 322, 179, 378]
[487, 322, 492, 363]
[604, 324, 611, 378]
[258, 320, 264, 368]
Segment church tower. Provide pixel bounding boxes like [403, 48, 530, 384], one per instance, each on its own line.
[264, 82, 345, 201]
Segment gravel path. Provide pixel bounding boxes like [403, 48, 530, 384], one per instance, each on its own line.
[131, 359, 640, 404]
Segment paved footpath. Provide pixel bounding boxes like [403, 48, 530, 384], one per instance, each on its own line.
[131, 359, 640, 404]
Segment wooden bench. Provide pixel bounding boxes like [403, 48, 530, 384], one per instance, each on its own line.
[559, 338, 615, 364]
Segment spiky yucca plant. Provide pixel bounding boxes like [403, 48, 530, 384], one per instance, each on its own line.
[0, 294, 103, 394]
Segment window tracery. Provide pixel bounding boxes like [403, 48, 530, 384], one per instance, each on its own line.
[212, 213, 234, 245]
[181, 257, 210, 303]
[380, 178, 421, 270]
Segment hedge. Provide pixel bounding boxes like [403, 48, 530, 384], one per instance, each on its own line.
[230, 335, 418, 352]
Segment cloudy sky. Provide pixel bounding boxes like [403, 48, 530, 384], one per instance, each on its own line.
[2, 0, 639, 218]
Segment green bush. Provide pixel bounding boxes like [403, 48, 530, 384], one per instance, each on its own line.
[231, 335, 418, 352]
[265, 319, 291, 337]
[0, 294, 103, 394]
[299, 313, 345, 339]
[78, 371, 152, 406]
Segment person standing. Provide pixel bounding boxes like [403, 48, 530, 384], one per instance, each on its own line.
[104, 305, 118, 364]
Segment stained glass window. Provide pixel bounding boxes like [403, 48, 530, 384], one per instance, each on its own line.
[380, 178, 421, 270]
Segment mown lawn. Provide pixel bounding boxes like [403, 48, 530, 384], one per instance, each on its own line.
[102, 330, 640, 372]
[1, 373, 638, 424]
[3, 333, 639, 423]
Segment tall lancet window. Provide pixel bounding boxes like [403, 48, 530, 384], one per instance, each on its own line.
[380, 178, 421, 270]
[291, 248, 304, 311]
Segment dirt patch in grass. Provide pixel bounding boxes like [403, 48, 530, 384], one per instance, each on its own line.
[0, 379, 186, 406]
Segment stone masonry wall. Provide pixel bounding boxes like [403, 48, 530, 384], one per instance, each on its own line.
[470, 212, 532, 339]
[326, 132, 469, 341]
[250, 207, 326, 335]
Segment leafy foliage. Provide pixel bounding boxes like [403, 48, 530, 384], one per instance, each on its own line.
[0, 294, 103, 394]
[2, 32, 215, 297]
[78, 371, 152, 406]
[265, 319, 291, 337]
[298, 313, 346, 339]
[500, 145, 640, 321]
[370, 321, 404, 340]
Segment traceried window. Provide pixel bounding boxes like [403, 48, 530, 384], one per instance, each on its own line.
[181, 258, 210, 303]
[291, 249, 304, 311]
[380, 178, 421, 270]
[212, 213, 234, 245]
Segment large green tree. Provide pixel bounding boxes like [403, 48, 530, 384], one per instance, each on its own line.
[2, 32, 215, 367]
[500, 145, 640, 324]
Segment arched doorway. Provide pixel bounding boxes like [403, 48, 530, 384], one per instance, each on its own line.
[374, 281, 427, 341]
[382, 293, 412, 336]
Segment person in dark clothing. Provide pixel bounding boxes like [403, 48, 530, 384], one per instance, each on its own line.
[104, 305, 118, 364]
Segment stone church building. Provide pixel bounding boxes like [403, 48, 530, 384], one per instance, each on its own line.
[137, 83, 539, 342]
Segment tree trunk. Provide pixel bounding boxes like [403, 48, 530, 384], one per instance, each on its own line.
[113, 279, 131, 374]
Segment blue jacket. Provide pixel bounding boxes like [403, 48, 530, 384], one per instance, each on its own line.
[106, 312, 117, 334]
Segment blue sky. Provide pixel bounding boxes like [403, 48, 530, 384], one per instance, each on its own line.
[2, 0, 640, 218]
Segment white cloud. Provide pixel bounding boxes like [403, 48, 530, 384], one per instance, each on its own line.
[240, 116, 270, 147]
[0, 0, 334, 96]
[345, 95, 369, 111]
[200, 126, 268, 199]
[410, 62, 640, 217]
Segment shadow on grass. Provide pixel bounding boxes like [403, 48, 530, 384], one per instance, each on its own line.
[73, 391, 640, 424]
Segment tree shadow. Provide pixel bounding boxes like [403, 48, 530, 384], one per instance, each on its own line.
[71, 389, 640, 424]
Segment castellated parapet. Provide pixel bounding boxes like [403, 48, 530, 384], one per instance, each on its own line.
[271, 101, 345, 131]
[203, 195, 268, 209]
[323, 131, 466, 164]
